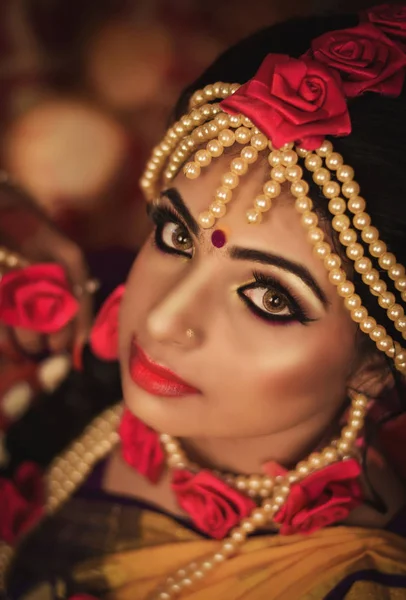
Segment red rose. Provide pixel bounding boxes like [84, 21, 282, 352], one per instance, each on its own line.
[0, 264, 79, 334]
[274, 459, 363, 535]
[0, 462, 44, 544]
[172, 469, 256, 539]
[119, 408, 164, 483]
[365, 3, 406, 41]
[308, 23, 406, 97]
[89, 285, 125, 361]
[220, 54, 351, 150]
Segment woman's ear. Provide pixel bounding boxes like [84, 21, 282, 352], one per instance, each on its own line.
[349, 352, 394, 399]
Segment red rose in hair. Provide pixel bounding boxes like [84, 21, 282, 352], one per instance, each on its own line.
[0, 462, 43, 544]
[308, 23, 406, 97]
[274, 459, 363, 535]
[89, 285, 125, 361]
[119, 408, 164, 483]
[365, 3, 406, 41]
[221, 54, 351, 150]
[172, 469, 256, 539]
[0, 264, 78, 334]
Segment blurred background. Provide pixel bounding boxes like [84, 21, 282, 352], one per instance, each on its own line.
[0, 0, 384, 451]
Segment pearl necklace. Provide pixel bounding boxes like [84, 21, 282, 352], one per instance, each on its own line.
[151, 391, 367, 600]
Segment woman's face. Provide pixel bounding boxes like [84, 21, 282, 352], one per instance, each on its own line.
[119, 156, 358, 444]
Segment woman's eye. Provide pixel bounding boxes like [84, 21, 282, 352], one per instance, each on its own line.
[159, 222, 193, 256]
[243, 286, 292, 317]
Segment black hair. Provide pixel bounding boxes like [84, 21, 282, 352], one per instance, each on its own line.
[173, 11, 406, 403]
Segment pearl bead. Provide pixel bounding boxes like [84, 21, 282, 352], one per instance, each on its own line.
[313, 242, 331, 259]
[254, 195, 272, 212]
[202, 561, 214, 571]
[241, 115, 253, 127]
[279, 142, 294, 151]
[354, 257, 372, 274]
[282, 150, 299, 166]
[324, 254, 342, 270]
[251, 133, 268, 150]
[215, 113, 230, 128]
[389, 264, 405, 280]
[241, 146, 258, 163]
[309, 453, 322, 468]
[339, 229, 357, 246]
[337, 440, 352, 453]
[370, 280, 387, 295]
[322, 447, 338, 462]
[313, 168, 330, 185]
[295, 196, 313, 213]
[195, 149, 212, 167]
[360, 316, 377, 333]
[351, 307, 368, 322]
[291, 180, 310, 197]
[183, 162, 201, 179]
[323, 181, 341, 199]
[304, 153, 322, 171]
[230, 157, 248, 175]
[370, 326, 386, 341]
[328, 197, 346, 215]
[388, 304, 404, 321]
[332, 214, 350, 232]
[222, 541, 238, 556]
[215, 186, 233, 204]
[337, 165, 355, 182]
[377, 336, 393, 352]
[235, 126, 251, 144]
[235, 476, 247, 490]
[231, 528, 246, 543]
[262, 498, 275, 512]
[165, 442, 180, 454]
[241, 519, 255, 533]
[218, 129, 235, 147]
[207, 140, 224, 157]
[222, 172, 239, 189]
[192, 570, 205, 581]
[361, 226, 379, 243]
[296, 461, 310, 476]
[210, 201, 227, 218]
[347, 196, 366, 214]
[395, 352, 406, 368]
[248, 475, 262, 490]
[198, 211, 216, 229]
[379, 252, 396, 269]
[346, 243, 364, 261]
[268, 150, 283, 166]
[285, 165, 303, 182]
[301, 211, 318, 229]
[353, 212, 371, 229]
[246, 209, 262, 224]
[213, 553, 226, 563]
[251, 509, 267, 525]
[329, 268, 346, 285]
[263, 180, 281, 198]
[395, 318, 406, 332]
[325, 152, 344, 170]
[271, 166, 286, 183]
[229, 114, 242, 127]
[395, 277, 406, 292]
[378, 292, 396, 309]
[362, 269, 379, 285]
[369, 240, 386, 257]
[337, 281, 355, 297]
[158, 592, 171, 599]
[296, 146, 310, 157]
[316, 140, 333, 156]
[220, 84, 231, 96]
[341, 426, 356, 442]
[307, 226, 324, 244]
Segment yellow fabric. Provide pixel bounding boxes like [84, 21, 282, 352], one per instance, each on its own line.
[72, 508, 406, 599]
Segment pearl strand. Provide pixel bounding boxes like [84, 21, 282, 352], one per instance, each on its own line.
[297, 142, 406, 373]
[151, 392, 367, 599]
[314, 142, 406, 344]
[188, 82, 241, 111]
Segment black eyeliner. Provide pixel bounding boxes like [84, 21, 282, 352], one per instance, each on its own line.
[149, 204, 193, 258]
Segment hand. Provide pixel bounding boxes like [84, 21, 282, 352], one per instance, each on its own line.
[0, 180, 94, 354]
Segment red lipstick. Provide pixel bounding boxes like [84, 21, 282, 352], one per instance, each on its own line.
[129, 340, 200, 397]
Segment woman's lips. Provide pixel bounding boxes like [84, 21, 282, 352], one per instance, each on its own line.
[129, 340, 200, 397]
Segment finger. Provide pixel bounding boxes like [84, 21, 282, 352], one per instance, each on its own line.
[47, 323, 74, 354]
[13, 327, 45, 355]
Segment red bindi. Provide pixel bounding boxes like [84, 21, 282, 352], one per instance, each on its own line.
[211, 229, 227, 248]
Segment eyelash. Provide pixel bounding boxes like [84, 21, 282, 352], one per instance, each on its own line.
[149, 206, 313, 325]
[149, 205, 193, 258]
[239, 272, 313, 325]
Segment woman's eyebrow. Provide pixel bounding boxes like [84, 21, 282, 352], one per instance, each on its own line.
[229, 247, 329, 308]
[161, 188, 200, 236]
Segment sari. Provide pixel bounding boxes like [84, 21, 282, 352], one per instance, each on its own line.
[5, 455, 406, 600]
